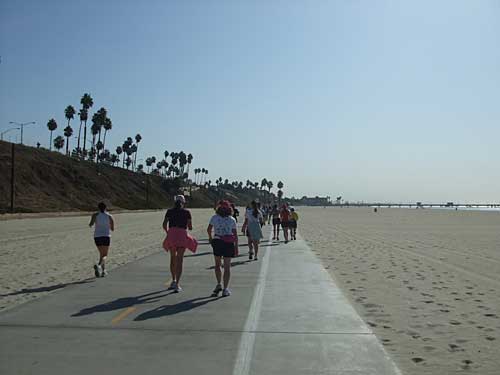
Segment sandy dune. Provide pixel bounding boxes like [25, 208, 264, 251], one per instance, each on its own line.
[298, 207, 500, 375]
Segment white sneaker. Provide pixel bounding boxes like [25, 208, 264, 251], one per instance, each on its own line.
[222, 288, 231, 297]
[174, 285, 182, 293]
[101, 269, 108, 277]
[93, 264, 102, 278]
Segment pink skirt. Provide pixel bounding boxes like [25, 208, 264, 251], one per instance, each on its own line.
[163, 227, 198, 253]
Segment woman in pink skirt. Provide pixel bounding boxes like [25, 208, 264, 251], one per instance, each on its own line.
[162, 195, 197, 292]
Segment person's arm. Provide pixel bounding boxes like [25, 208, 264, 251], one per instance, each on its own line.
[232, 227, 239, 256]
[109, 216, 115, 231]
[89, 213, 97, 227]
[241, 217, 248, 234]
[207, 224, 213, 243]
[187, 211, 193, 230]
[162, 212, 169, 231]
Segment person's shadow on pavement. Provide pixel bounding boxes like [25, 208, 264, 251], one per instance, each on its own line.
[134, 296, 220, 321]
[71, 290, 174, 317]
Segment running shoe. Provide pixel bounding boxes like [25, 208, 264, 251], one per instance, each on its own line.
[254, 256, 258, 261]
[222, 288, 231, 297]
[211, 284, 222, 297]
[174, 285, 182, 293]
[249, 253, 253, 260]
[167, 281, 177, 290]
[93, 264, 102, 278]
[101, 269, 108, 277]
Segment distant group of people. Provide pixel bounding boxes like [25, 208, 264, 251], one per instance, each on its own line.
[88, 197, 299, 298]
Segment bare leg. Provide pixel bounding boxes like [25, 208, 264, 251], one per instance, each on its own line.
[98, 246, 109, 270]
[169, 248, 177, 283]
[253, 241, 259, 258]
[175, 247, 186, 285]
[223, 257, 231, 289]
[247, 236, 253, 254]
[284, 227, 289, 242]
[214, 256, 222, 285]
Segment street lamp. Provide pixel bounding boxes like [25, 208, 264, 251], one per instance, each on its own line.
[9, 121, 36, 145]
[1, 127, 20, 141]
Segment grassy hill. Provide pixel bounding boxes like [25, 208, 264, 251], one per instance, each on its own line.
[0, 141, 273, 213]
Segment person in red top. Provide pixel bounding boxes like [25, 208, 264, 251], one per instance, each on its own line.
[279, 204, 291, 243]
[162, 195, 197, 293]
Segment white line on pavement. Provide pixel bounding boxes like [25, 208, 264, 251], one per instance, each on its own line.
[232, 230, 273, 375]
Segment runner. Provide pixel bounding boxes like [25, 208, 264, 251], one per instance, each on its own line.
[88, 202, 114, 277]
[207, 200, 239, 297]
[242, 201, 264, 260]
[280, 203, 291, 243]
[243, 203, 254, 256]
[162, 195, 198, 293]
[231, 202, 240, 222]
[290, 207, 299, 240]
[271, 204, 281, 240]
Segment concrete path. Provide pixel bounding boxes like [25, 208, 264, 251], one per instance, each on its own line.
[0, 228, 401, 375]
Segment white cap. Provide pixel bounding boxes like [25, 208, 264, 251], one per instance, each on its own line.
[174, 195, 186, 204]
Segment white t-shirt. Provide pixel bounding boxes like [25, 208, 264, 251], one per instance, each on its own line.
[94, 212, 113, 238]
[245, 209, 263, 225]
[209, 215, 237, 238]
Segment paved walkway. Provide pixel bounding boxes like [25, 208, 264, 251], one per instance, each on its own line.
[0, 228, 401, 375]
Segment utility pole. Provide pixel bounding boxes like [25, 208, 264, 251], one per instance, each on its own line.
[10, 143, 15, 213]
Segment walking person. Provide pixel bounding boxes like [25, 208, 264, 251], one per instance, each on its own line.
[162, 195, 198, 293]
[89, 202, 114, 277]
[207, 200, 239, 297]
[290, 207, 299, 240]
[271, 204, 281, 240]
[242, 201, 264, 260]
[280, 204, 291, 243]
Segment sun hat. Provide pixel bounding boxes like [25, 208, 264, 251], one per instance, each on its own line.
[174, 195, 186, 204]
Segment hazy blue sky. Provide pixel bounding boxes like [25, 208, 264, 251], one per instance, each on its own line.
[1, 0, 499, 202]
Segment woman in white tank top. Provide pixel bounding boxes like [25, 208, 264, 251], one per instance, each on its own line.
[89, 202, 115, 277]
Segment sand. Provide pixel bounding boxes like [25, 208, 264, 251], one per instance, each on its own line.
[2, 206, 499, 374]
[0, 209, 215, 312]
[298, 207, 500, 375]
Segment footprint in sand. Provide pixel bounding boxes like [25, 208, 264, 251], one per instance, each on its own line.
[461, 359, 472, 370]
[450, 320, 462, 326]
[448, 343, 463, 352]
[411, 357, 424, 364]
[485, 336, 496, 341]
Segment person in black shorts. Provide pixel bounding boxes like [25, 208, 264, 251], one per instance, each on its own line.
[207, 200, 239, 297]
[271, 204, 281, 240]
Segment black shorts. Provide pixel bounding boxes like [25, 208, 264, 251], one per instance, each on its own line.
[211, 239, 236, 258]
[94, 236, 110, 246]
[281, 221, 290, 228]
[289, 220, 297, 229]
[272, 218, 281, 226]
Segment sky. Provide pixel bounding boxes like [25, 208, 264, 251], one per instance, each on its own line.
[1, 0, 499, 203]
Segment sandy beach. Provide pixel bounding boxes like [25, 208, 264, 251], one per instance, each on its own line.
[1, 207, 499, 374]
[299, 207, 500, 375]
[0, 209, 215, 313]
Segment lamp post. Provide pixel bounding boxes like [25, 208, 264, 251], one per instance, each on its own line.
[9, 121, 36, 145]
[1, 127, 20, 141]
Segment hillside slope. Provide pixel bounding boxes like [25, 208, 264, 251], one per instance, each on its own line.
[0, 141, 272, 213]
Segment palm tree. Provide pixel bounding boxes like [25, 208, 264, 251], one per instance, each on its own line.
[277, 181, 284, 204]
[134, 134, 142, 170]
[110, 153, 119, 166]
[145, 157, 153, 173]
[80, 93, 93, 153]
[63, 125, 73, 155]
[261, 178, 268, 191]
[267, 180, 273, 193]
[77, 108, 87, 154]
[53, 135, 65, 152]
[64, 105, 75, 154]
[116, 146, 123, 166]
[102, 117, 112, 156]
[47, 119, 57, 151]
[187, 153, 193, 179]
